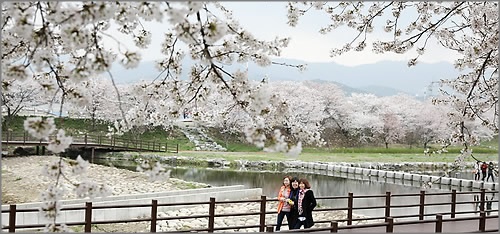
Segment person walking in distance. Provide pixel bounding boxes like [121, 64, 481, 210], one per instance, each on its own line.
[293, 178, 317, 229]
[481, 161, 488, 181]
[486, 162, 495, 182]
[275, 176, 292, 232]
[474, 161, 481, 181]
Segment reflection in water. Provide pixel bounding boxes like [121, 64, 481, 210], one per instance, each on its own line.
[93, 158, 498, 219]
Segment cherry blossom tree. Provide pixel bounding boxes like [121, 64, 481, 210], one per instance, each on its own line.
[1, 2, 294, 230]
[266, 81, 326, 150]
[286, 1, 498, 167]
[1, 78, 46, 130]
[302, 81, 354, 147]
[343, 93, 383, 145]
[3, 1, 498, 230]
[411, 100, 453, 149]
[64, 76, 122, 130]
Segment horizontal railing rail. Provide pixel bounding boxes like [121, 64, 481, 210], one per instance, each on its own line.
[1, 189, 498, 233]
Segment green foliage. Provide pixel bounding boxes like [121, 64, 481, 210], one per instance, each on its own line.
[179, 151, 498, 164]
[302, 145, 497, 154]
[479, 135, 498, 150]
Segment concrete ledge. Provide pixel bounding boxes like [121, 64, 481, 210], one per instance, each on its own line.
[340, 166, 349, 173]
[362, 169, 371, 176]
[441, 177, 451, 185]
[369, 170, 379, 177]
[411, 174, 422, 181]
[5, 185, 247, 209]
[347, 167, 356, 173]
[450, 179, 460, 186]
[461, 180, 473, 187]
[318, 164, 492, 192]
[484, 183, 494, 190]
[429, 176, 440, 183]
[421, 175, 430, 182]
[394, 172, 403, 179]
[472, 181, 484, 189]
[354, 167, 363, 174]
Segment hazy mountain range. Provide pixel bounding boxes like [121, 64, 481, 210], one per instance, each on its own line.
[111, 58, 460, 97]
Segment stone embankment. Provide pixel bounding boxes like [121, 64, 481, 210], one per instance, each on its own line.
[180, 126, 227, 152]
[121, 153, 479, 171]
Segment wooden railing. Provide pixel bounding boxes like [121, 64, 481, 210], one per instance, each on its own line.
[2, 189, 498, 233]
[1, 130, 179, 153]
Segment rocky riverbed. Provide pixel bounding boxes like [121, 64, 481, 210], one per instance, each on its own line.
[2, 155, 378, 232]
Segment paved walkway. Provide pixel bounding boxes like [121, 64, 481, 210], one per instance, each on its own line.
[338, 217, 498, 233]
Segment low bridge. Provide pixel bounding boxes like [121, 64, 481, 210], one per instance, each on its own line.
[1, 130, 179, 155]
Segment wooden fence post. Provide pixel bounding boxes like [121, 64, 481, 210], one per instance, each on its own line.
[150, 200, 158, 233]
[91, 147, 95, 164]
[480, 189, 486, 212]
[330, 221, 338, 233]
[435, 214, 443, 233]
[84, 133, 87, 146]
[5, 130, 10, 154]
[451, 189, 456, 218]
[176, 144, 179, 153]
[479, 211, 486, 232]
[386, 217, 393, 233]
[9, 204, 16, 232]
[385, 191, 391, 218]
[259, 195, 267, 232]
[347, 192, 353, 225]
[419, 190, 425, 220]
[208, 197, 215, 233]
[85, 202, 92, 233]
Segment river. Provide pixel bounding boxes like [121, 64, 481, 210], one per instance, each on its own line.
[92, 156, 498, 219]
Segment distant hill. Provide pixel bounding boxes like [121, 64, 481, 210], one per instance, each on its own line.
[110, 57, 459, 97]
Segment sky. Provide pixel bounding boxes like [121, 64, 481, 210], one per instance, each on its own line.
[107, 2, 462, 67]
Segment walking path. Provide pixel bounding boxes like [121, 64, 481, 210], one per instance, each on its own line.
[338, 218, 498, 233]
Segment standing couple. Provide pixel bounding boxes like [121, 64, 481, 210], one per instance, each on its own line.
[276, 176, 317, 231]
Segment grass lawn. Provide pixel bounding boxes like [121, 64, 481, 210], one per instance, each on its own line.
[170, 151, 498, 164]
